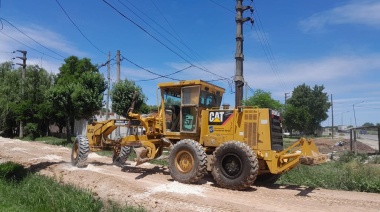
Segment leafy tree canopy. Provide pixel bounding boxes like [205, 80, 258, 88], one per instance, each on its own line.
[0, 63, 54, 137]
[47, 56, 106, 142]
[243, 89, 282, 110]
[49, 56, 106, 119]
[362, 122, 374, 127]
[110, 79, 147, 117]
[283, 83, 331, 135]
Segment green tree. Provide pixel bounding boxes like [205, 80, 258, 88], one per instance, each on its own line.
[362, 122, 374, 127]
[48, 56, 106, 143]
[0, 62, 20, 136]
[283, 84, 331, 135]
[110, 79, 146, 117]
[243, 89, 282, 110]
[0, 63, 53, 138]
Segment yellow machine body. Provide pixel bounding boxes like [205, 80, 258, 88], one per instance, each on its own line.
[83, 79, 326, 176]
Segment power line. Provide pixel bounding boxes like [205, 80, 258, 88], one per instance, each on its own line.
[96, 56, 116, 71]
[103, 0, 192, 63]
[245, 81, 255, 95]
[210, 1, 288, 92]
[150, 0, 181, 40]
[103, 0, 231, 83]
[55, 0, 107, 55]
[149, 0, 230, 84]
[208, 0, 234, 13]
[121, 55, 188, 81]
[117, 0, 199, 67]
[0, 31, 62, 61]
[0, 18, 65, 59]
[252, 2, 287, 91]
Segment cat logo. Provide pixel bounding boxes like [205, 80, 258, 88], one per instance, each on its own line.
[209, 111, 224, 122]
[208, 111, 233, 125]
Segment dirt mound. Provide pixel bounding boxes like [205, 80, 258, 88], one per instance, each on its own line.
[314, 138, 377, 154]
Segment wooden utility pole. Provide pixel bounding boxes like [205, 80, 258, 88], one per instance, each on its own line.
[331, 94, 334, 139]
[234, 0, 253, 107]
[106, 51, 111, 120]
[285, 93, 290, 104]
[16, 50, 27, 138]
[116, 50, 120, 83]
[116, 50, 121, 136]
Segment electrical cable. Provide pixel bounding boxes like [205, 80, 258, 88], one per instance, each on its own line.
[103, 0, 232, 83]
[208, 0, 235, 13]
[55, 0, 107, 55]
[210, 1, 288, 93]
[148, 0, 213, 73]
[121, 55, 188, 81]
[0, 18, 65, 59]
[0, 31, 62, 61]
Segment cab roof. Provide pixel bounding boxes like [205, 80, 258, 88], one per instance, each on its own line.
[158, 80, 225, 94]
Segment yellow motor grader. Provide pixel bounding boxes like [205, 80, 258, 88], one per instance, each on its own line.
[71, 79, 326, 190]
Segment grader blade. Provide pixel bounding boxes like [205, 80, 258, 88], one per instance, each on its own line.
[134, 147, 151, 166]
[299, 138, 328, 165]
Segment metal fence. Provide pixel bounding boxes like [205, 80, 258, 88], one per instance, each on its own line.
[350, 126, 380, 154]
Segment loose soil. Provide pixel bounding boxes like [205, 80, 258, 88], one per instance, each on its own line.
[1, 137, 380, 212]
[314, 138, 377, 154]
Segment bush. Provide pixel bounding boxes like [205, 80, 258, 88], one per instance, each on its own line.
[0, 162, 28, 182]
[24, 123, 40, 140]
[277, 154, 380, 193]
[338, 151, 368, 163]
[369, 156, 380, 164]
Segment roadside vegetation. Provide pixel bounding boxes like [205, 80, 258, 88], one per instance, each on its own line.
[278, 152, 380, 193]
[11, 136, 380, 194]
[0, 161, 145, 212]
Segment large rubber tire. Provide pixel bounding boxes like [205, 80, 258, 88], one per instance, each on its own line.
[169, 139, 207, 184]
[113, 146, 132, 165]
[211, 141, 259, 190]
[255, 173, 281, 184]
[71, 136, 90, 168]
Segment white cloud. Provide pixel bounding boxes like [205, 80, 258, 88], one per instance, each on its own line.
[299, 0, 380, 32]
[0, 22, 86, 73]
[22, 25, 86, 57]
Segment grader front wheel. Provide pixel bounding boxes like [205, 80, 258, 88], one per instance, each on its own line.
[211, 141, 259, 190]
[71, 136, 90, 168]
[169, 139, 207, 184]
[113, 146, 132, 166]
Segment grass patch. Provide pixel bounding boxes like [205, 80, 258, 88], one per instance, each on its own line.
[96, 149, 114, 157]
[277, 152, 380, 193]
[35, 136, 74, 146]
[0, 162, 144, 212]
[283, 137, 299, 148]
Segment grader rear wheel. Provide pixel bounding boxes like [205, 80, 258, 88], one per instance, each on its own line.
[169, 139, 207, 184]
[71, 136, 90, 168]
[211, 141, 259, 190]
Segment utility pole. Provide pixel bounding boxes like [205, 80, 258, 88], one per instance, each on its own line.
[331, 94, 334, 139]
[106, 51, 111, 120]
[116, 50, 121, 136]
[116, 50, 120, 83]
[284, 93, 290, 104]
[16, 50, 27, 138]
[234, 0, 253, 108]
[245, 82, 248, 102]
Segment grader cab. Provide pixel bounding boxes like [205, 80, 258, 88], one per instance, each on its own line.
[71, 79, 327, 190]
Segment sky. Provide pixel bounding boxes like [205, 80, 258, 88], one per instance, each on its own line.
[0, 0, 379, 127]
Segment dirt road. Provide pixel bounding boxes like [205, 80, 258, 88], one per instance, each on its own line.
[1, 137, 380, 212]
